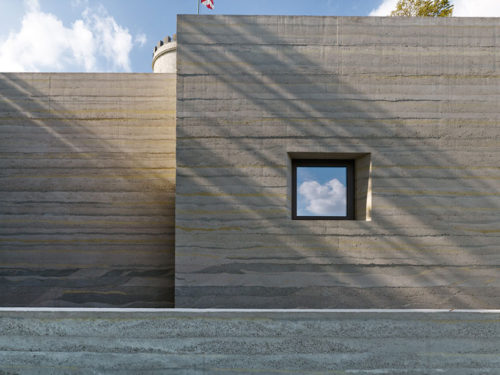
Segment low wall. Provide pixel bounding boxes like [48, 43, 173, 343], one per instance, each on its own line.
[0, 309, 499, 374]
[0, 73, 176, 307]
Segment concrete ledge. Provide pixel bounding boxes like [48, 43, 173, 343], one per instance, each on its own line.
[1, 309, 499, 374]
[1, 307, 500, 312]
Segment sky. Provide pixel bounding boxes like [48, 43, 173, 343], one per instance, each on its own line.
[0, 0, 499, 73]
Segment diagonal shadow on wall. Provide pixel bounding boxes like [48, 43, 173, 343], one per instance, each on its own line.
[175, 15, 500, 308]
[0, 73, 176, 307]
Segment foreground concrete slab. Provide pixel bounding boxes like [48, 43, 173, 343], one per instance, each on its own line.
[0, 309, 499, 374]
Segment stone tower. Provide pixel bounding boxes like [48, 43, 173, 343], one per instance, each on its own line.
[152, 34, 177, 73]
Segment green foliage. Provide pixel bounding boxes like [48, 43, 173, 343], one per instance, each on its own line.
[390, 0, 454, 17]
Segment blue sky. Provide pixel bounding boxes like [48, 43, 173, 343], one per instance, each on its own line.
[1, 0, 498, 73]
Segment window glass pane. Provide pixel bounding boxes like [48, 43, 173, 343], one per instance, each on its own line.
[296, 166, 347, 217]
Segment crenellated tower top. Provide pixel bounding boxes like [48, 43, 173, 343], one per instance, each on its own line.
[152, 34, 177, 73]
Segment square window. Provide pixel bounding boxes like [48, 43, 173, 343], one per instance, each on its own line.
[292, 159, 355, 220]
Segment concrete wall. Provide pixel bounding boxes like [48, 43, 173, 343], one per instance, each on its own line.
[176, 16, 500, 308]
[0, 309, 498, 374]
[0, 73, 176, 307]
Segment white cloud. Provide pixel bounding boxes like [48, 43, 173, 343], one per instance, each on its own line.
[25, 0, 40, 13]
[0, 0, 139, 72]
[453, 0, 500, 16]
[71, 0, 89, 7]
[135, 33, 147, 47]
[369, 0, 398, 16]
[370, 0, 500, 17]
[298, 179, 346, 216]
[85, 6, 133, 72]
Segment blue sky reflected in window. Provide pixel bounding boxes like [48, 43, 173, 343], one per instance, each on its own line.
[297, 167, 347, 216]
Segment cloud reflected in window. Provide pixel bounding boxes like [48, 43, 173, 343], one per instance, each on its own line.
[297, 167, 347, 217]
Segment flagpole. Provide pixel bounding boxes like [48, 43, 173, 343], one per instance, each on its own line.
[197, 0, 200, 14]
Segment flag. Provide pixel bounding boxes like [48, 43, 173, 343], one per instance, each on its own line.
[201, 0, 214, 10]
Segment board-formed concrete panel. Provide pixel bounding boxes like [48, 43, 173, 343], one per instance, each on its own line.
[175, 15, 500, 308]
[0, 73, 176, 307]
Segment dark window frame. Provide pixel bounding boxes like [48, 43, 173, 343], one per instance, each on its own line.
[292, 159, 355, 220]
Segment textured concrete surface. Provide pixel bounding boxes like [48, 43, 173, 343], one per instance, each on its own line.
[0, 73, 176, 307]
[0, 309, 498, 374]
[176, 15, 500, 308]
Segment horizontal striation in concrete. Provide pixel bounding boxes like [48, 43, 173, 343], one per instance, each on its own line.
[0, 73, 176, 307]
[0, 309, 498, 374]
[176, 15, 500, 308]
